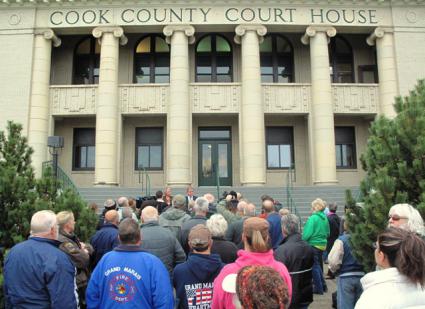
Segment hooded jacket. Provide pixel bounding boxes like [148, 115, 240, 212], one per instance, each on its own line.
[159, 207, 191, 240]
[211, 250, 292, 309]
[302, 210, 330, 249]
[355, 267, 425, 309]
[173, 253, 224, 309]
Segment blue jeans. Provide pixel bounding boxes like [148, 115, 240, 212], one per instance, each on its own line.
[337, 276, 363, 309]
[312, 246, 327, 294]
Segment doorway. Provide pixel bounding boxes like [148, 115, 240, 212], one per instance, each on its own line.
[198, 128, 232, 186]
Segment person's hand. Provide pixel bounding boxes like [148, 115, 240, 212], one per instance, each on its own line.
[226, 194, 232, 201]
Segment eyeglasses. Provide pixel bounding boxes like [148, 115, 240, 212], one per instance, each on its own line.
[372, 242, 378, 250]
[388, 214, 408, 221]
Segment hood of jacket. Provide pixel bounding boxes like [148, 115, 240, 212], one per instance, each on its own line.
[161, 207, 188, 220]
[313, 210, 328, 221]
[186, 253, 223, 282]
[234, 249, 277, 268]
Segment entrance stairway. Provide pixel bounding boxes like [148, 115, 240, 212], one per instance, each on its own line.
[78, 186, 359, 223]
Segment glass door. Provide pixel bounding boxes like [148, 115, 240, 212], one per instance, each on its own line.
[198, 128, 232, 186]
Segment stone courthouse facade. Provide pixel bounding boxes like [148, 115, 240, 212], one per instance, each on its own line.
[0, 0, 424, 188]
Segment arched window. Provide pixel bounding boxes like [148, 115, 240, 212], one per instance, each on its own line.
[260, 34, 294, 83]
[195, 34, 233, 82]
[73, 37, 100, 84]
[329, 36, 354, 83]
[134, 35, 170, 84]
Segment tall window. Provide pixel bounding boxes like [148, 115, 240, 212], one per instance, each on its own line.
[196, 34, 233, 82]
[266, 127, 294, 169]
[329, 36, 354, 83]
[73, 37, 100, 84]
[260, 35, 294, 83]
[135, 128, 163, 170]
[134, 35, 170, 83]
[73, 128, 95, 170]
[335, 127, 356, 169]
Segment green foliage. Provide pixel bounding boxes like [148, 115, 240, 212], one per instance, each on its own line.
[347, 80, 425, 272]
[0, 121, 36, 249]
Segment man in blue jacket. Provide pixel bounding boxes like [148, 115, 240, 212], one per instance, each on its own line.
[173, 224, 224, 309]
[86, 218, 174, 309]
[90, 209, 120, 269]
[4, 210, 78, 308]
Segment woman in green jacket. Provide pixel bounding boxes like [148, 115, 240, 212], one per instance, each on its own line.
[302, 198, 330, 294]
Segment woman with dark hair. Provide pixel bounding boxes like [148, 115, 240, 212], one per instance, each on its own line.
[236, 265, 289, 309]
[211, 217, 292, 309]
[355, 227, 425, 308]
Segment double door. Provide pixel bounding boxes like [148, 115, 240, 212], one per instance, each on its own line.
[198, 128, 232, 186]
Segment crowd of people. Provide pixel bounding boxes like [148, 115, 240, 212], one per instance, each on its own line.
[3, 186, 425, 309]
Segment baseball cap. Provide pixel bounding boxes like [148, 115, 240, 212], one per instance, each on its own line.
[188, 224, 211, 248]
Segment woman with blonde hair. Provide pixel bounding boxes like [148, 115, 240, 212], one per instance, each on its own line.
[211, 217, 292, 309]
[355, 227, 425, 308]
[302, 198, 330, 294]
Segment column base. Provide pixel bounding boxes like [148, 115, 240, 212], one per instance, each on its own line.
[313, 180, 339, 186]
[94, 182, 119, 187]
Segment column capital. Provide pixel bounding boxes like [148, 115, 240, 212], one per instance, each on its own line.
[92, 26, 127, 46]
[301, 25, 336, 45]
[234, 24, 267, 44]
[366, 27, 394, 46]
[34, 28, 61, 47]
[163, 25, 196, 44]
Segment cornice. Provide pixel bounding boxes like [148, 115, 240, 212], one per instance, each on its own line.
[1, 0, 425, 8]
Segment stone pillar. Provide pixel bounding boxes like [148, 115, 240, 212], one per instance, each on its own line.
[163, 25, 195, 187]
[367, 27, 399, 118]
[301, 26, 338, 185]
[235, 25, 267, 186]
[92, 27, 127, 186]
[28, 29, 61, 178]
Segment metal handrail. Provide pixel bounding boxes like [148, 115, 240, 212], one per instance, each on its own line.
[138, 168, 151, 197]
[286, 163, 303, 225]
[42, 161, 79, 194]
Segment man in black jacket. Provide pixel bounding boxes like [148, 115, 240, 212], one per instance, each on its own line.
[274, 214, 314, 309]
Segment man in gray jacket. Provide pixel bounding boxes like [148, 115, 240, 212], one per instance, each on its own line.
[141, 206, 186, 278]
[159, 194, 191, 240]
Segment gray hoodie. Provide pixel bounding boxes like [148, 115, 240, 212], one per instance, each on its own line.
[159, 207, 191, 240]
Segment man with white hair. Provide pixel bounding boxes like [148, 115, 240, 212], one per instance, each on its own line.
[117, 196, 138, 222]
[180, 197, 209, 254]
[4, 210, 78, 308]
[140, 206, 186, 277]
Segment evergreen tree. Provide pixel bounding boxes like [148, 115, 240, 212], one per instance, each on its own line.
[347, 80, 425, 272]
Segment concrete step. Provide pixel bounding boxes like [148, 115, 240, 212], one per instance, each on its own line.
[78, 186, 359, 223]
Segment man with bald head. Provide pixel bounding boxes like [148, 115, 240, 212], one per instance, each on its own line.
[263, 198, 284, 249]
[141, 206, 186, 277]
[226, 202, 256, 248]
[4, 210, 78, 308]
[90, 209, 120, 269]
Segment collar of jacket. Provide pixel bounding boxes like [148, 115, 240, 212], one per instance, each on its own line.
[102, 223, 118, 229]
[114, 244, 144, 252]
[282, 232, 302, 244]
[29, 236, 61, 247]
[141, 221, 159, 228]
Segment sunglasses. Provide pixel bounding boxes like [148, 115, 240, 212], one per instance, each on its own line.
[388, 214, 408, 221]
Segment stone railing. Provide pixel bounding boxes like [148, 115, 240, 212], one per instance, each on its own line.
[262, 84, 311, 114]
[190, 83, 241, 113]
[50, 85, 97, 115]
[332, 84, 379, 114]
[120, 84, 168, 114]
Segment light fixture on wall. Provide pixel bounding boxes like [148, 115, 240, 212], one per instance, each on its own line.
[47, 136, 64, 181]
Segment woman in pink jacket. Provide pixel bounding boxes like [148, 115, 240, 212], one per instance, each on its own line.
[212, 217, 292, 309]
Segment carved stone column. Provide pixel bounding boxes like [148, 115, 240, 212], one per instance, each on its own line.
[235, 24, 267, 186]
[367, 27, 399, 118]
[301, 26, 338, 185]
[28, 29, 61, 178]
[92, 27, 127, 186]
[163, 25, 195, 187]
